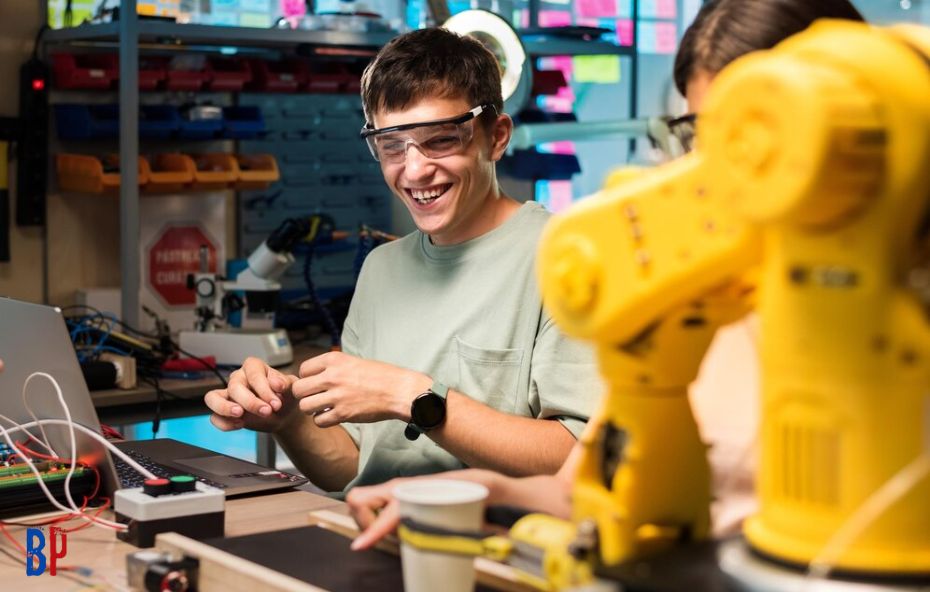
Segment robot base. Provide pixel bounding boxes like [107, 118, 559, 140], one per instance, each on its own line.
[178, 328, 294, 367]
[718, 538, 929, 592]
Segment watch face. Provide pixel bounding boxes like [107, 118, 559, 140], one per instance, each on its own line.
[412, 392, 446, 429]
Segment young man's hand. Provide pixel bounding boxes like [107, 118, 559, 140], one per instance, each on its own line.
[292, 351, 432, 427]
[204, 357, 298, 433]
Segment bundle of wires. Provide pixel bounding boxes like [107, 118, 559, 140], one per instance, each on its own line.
[62, 305, 227, 434]
[0, 372, 158, 580]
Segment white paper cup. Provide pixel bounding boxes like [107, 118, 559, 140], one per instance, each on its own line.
[394, 479, 489, 592]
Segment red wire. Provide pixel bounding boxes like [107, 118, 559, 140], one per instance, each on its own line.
[99, 424, 124, 440]
[0, 523, 26, 554]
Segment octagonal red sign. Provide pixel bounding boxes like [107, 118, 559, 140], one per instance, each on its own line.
[147, 225, 218, 307]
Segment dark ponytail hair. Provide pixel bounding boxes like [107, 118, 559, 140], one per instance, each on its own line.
[674, 0, 865, 96]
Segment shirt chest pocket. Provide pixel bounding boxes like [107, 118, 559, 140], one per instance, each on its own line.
[454, 336, 524, 413]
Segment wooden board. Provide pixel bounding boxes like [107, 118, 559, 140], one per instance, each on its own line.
[308, 509, 539, 592]
[157, 531, 326, 592]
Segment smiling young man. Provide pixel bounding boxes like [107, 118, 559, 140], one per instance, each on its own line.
[204, 27, 600, 493]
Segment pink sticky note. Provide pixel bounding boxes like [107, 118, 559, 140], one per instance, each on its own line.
[575, 0, 617, 19]
[616, 18, 634, 46]
[655, 21, 678, 54]
[539, 10, 572, 27]
[549, 180, 575, 212]
[538, 95, 575, 113]
[548, 141, 577, 155]
[656, 0, 676, 18]
[556, 85, 576, 102]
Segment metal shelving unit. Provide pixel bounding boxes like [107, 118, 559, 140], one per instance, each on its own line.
[43, 2, 392, 328]
[521, 37, 634, 57]
[43, 19, 395, 51]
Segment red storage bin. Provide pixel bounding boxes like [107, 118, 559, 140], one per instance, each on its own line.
[207, 57, 252, 92]
[304, 63, 353, 94]
[52, 54, 118, 90]
[165, 55, 209, 91]
[138, 56, 168, 91]
[344, 72, 362, 95]
[248, 59, 308, 93]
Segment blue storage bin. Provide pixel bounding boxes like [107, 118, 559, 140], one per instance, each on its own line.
[178, 112, 224, 140]
[55, 104, 119, 140]
[223, 106, 265, 139]
[139, 105, 181, 139]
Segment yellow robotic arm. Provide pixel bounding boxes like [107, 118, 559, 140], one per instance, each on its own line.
[539, 20, 930, 576]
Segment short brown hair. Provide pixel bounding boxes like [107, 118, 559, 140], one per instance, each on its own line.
[360, 27, 504, 125]
[673, 0, 865, 96]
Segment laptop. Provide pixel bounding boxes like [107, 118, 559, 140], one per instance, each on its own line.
[0, 297, 308, 504]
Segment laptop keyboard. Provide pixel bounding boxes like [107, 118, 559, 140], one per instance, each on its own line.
[114, 449, 227, 490]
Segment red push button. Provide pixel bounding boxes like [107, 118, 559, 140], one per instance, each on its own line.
[143, 478, 171, 496]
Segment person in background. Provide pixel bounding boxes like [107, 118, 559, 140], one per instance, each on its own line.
[204, 28, 601, 494]
[346, 0, 865, 549]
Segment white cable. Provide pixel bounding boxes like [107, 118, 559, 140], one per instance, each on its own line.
[0, 413, 51, 456]
[0, 420, 126, 530]
[0, 374, 159, 532]
[2, 419, 158, 480]
[20, 374, 58, 457]
[806, 452, 930, 582]
[24, 373, 79, 519]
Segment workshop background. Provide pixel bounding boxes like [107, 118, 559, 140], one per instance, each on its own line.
[0, 0, 923, 464]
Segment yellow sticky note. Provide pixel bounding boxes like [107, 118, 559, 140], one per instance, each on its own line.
[572, 55, 621, 84]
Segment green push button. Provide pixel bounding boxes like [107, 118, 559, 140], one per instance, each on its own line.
[170, 474, 197, 493]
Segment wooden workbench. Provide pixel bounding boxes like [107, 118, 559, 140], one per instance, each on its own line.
[0, 489, 345, 591]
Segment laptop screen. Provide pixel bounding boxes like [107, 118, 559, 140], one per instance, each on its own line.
[0, 297, 119, 498]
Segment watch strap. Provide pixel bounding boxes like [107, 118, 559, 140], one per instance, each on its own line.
[431, 381, 449, 401]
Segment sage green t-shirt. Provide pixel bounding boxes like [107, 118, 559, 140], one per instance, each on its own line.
[338, 202, 601, 491]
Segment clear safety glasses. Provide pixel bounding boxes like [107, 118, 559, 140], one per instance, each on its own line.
[360, 104, 496, 164]
[667, 112, 697, 154]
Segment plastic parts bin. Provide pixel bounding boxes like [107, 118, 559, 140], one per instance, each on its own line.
[57, 154, 150, 194]
[249, 59, 308, 93]
[139, 105, 181, 139]
[191, 153, 239, 191]
[138, 56, 168, 91]
[54, 104, 119, 140]
[145, 153, 196, 193]
[163, 55, 209, 91]
[207, 57, 252, 92]
[222, 106, 265, 139]
[52, 54, 117, 90]
[235, 154, 280, 190]
[304, 64, 353, 94]
[178, 104, 224, 140]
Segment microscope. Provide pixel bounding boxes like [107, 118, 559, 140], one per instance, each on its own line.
[177, 218, 313, 367]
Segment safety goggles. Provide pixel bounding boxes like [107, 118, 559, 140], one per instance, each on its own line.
[360, 104, 495, 164]
[667, 112, 697, 154]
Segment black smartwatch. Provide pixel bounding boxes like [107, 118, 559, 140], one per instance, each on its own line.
[404, 382, 449, 441]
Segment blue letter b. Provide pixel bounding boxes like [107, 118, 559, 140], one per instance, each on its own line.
[25, 528, 46, 576]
